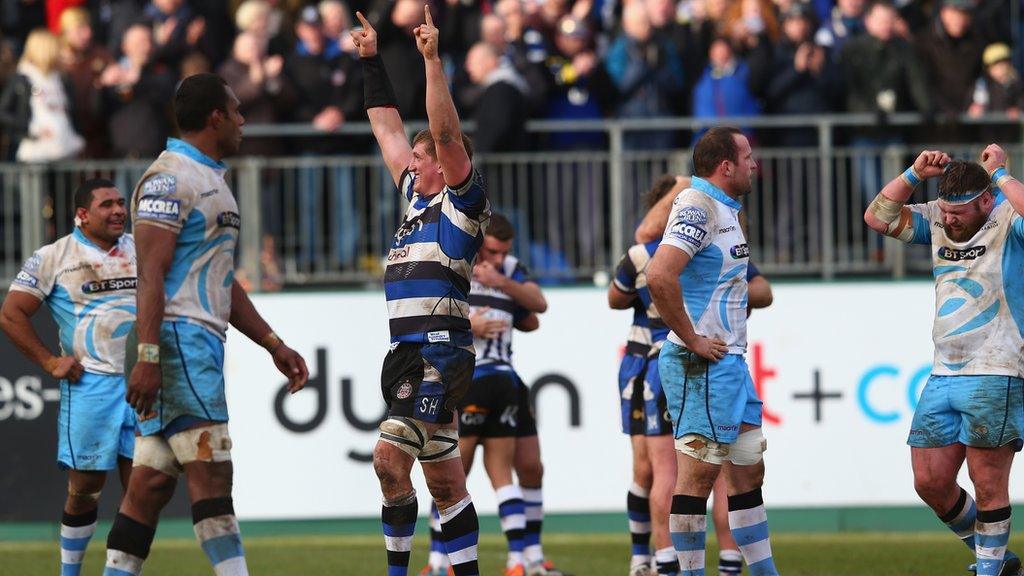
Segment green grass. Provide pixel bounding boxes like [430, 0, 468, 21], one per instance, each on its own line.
[3, 532, 1018, 575]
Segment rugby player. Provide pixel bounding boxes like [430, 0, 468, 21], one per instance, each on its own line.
[101, 73, 308, 576]
[352, 7, 490, 575]
[610, 175, 687, 576]
[647, 127, 780, 576]
[422, 213, 550, 576]
[864, 145, 1024, 576]
[1, 180, 136, 576]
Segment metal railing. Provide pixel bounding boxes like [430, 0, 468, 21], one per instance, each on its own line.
[1, 113, 1023, 289]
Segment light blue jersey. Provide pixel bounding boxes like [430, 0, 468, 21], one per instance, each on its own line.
[905, 196, 1024, 377]
[660, 177, 750, 354]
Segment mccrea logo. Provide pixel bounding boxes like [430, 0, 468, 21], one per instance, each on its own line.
[137, 198, 180, 221]
[82, 277, 137, 294]
[669, 221, 707, 247]
[217, 211, 241, 229]
[731, 244, 750, 259]
[937, 246, 987, 261]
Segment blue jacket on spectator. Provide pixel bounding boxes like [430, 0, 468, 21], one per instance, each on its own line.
[604, 35, 684, 149]
[692, 59, 760, 140]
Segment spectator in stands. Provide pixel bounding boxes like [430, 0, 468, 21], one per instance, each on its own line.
[235, 0, 291, 56]
[370, 0, 427, 119]
[917, 0, 988, 117]
[543, 15, 616, 149]
[970, 42, 1023, 117]
[722, 0, 779, 57]
[320, 0, 357, 55]
[440, 0, 487, 59]
[647, 0, 693, 114]
[683, 0, 730, 91]
[219, 31, 293, 155]
[285, 5, 364, 270]
[489, 2, 549, 113]
[100, 23, 174, 158]
[840, 0, 930, 118]
[0, 28, 83, 162]
[0, 0, 45, 49]
[815, 0, 866, 56]
[605, 1, 685, 149]
[495, 0, 547, 68]
[108, 0, 207, 72]
[692, 36, 759, 138]
[752, 3, 837, 145]
[465, 42, 530, 152]
[59, 7, 113, 159]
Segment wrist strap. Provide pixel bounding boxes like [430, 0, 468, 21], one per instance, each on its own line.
[991, 167, 1012, 188]
[137, 343, 160, 364]
[901, 166, 923, 188]
[260, 331, 283, 352]
[362, 54, 399, 110]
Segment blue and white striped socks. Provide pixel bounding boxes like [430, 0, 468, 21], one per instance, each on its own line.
[627, 483, 653, 568]
[440, 495, 480, 576]
[656, 545, 681, 575]
[976, 506, 1012, 576]
[522, 486, 545, 565]
[496, 484, 527, 568]
[669, 494, 707, 576]
[192, 497, 248, 575]
[103, 513, 155, 576]
[382, 492, 418, 576]
[939, 488, 977, 550]
[60, 509, 97, 576]
[428, 502, 449, 571]
[727, 489, 779, 576]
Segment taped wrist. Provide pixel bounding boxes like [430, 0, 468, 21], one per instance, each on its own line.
[362, 54, 398, 110]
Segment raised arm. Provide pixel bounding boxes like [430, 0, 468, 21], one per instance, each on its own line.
[229, 280, 308, 392]
[635, 179, 689, 243]
[864, 149, 949, 239]
[981, 144, 1024, 217]
[353, 11, 412, 187]
[415, 5, 472, 187]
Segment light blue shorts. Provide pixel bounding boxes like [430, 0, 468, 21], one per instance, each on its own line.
[58, 372, 136, 470]
[908, 375, 1024, 450]
[132, 321, 228, 437]
[658, 341, 762, 444]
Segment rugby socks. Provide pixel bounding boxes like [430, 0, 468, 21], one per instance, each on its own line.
[192, 497, 248, 575]
[728, 489, 779, 576]
[382, 491, 418, 576]
[440, 495, 480, 576]
[60, 508, 97, 576]
[669, 494, 707, 576]
[428, 502, 449, 571]
[521, 485, 545, 564]
[717, 550, 743, 576]
[975, 506, 1012, 576]
[103, 513, 155, 576]
[656, 545, 681, 575]
[496, 484, 527, 568]
[939, 488, 977, 550]
[627, 483, 653, 568]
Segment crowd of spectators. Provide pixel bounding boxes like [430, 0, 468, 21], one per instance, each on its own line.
[0, 0, 1019, 161]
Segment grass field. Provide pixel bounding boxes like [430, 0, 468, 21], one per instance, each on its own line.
[3, 532, 1018, 575]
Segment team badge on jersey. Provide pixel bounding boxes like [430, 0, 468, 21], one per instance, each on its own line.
[396, 379, 413, 400]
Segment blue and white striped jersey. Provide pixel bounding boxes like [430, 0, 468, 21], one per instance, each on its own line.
[660, 177, 750, 354]
[614, 240, 669, 345]
[469, 255, 531, 367]
[901, 194, 1024, 376]
[131, 138, 239, 340]
[9, 229, 136, 375]
[384, 168, 490, 350]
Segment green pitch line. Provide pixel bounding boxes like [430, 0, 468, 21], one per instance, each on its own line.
[3, 533, 1020, 575]
[0, 505, 993, 542]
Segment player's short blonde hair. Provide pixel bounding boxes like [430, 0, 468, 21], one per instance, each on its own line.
[412, 130, 475, 162]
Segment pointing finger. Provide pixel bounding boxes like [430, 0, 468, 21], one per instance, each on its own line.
[423, 4, 433, 27]
[355, 11, 371, 28]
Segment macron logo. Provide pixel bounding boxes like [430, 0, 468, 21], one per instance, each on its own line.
[137, 198, 181, 221]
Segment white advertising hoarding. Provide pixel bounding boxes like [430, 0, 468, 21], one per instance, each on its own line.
[224, 282, 1021, 520]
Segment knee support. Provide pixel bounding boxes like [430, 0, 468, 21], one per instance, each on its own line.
[728, 428, 767, 465]
[168, 423, 233, 465]
[380, 417, 430, 459]
[419, 428, 461, 462]
[675, 433, 730, 465]
[133, 436, 183, 478]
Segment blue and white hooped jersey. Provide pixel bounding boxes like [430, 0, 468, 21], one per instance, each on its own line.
[469, 255, 531, 367]
[660, 177, 750, 354]
[131, 138, 239, 340]
[902, 196, 1024, 377]
[384, 168, 490, 350]
[614, 240, 670, 345]
[9, 229, 136, 375]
